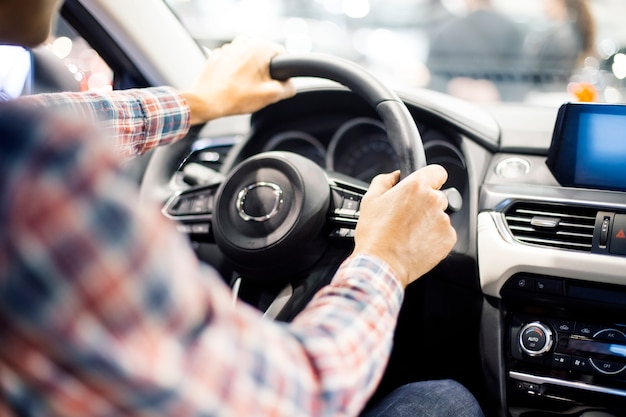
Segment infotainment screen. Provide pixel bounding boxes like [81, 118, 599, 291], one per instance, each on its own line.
[547, 103, 626, 192]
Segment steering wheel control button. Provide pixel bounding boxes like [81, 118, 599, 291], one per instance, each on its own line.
[331, 227, 355, 239]
[519, 322, 554, 357]
[341, 194, 359, 210]
[331, 189, 344, 211]
[190, 193, 213, 214]
[332, 190, 362, 219]
[166, 190, 215, 216]
[191, 223, 210, 234]
[337, 195, 360, 218]
[177, 224, 193, 234]
[170, 196, 193, 215]
[236, 182, 284, 222]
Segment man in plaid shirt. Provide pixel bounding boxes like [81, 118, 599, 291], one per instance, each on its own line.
[0, 1, 484, 416]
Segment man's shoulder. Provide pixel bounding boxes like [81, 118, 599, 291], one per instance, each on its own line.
[0, 100, 102, 170]
[0, 101, 51, 156]
[0, 100, 47, 127]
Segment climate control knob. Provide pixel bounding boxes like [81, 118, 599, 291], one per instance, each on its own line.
[519, 322, 554, 357]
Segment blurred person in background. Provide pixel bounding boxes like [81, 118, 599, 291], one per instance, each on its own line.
[426, 0, 525, 102]
[524, 0, 596, 90]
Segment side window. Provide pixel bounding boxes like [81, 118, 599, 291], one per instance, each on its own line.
[0, 13, 113, 99]
[0, 45, 31, 100]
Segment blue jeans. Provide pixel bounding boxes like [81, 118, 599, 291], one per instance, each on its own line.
[361, 380, 485, 417]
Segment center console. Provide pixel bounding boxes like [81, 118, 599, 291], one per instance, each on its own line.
[477, 194, 626, 416]
[502, 274, 626, 416]
[475, 102, 626, 416]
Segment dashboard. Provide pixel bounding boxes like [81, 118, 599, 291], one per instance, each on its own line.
[177, 87, 474, 250]
[476, 104, 626, 416]
[162, 85, 626, 416]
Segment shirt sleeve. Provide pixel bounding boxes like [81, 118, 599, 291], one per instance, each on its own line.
[17, 86, 191, 158]
[0, 103, 403, 417]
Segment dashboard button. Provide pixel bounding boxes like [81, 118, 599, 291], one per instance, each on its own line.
[600, 216, 610, 247]
[534, 277, 562, 295]
[510, 275, 534, 291]
[571, 356, 594, 373]
[590, 358, 626, 375]
[594, 328, 626, 343]
[550, 319, 574, 334]
[574, 323, 602, 338]
[609, 214, 626, 255]
[519, 322, 553, 356]
[551, 353, 571, 370]
[521, 382, 541, 394]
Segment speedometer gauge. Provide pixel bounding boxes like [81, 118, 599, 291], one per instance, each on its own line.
[327, 118, 399, 183]
[263, 131, 326, 168]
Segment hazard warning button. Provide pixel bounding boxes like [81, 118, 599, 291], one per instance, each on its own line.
[609, 214, 626, 255]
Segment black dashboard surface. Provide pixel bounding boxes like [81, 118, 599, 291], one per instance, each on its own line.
[178, 87, 485, 258]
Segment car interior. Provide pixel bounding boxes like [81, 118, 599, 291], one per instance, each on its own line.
[12, 0, 626, 416]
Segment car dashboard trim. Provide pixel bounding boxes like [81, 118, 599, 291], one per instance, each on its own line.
[509, 371, 626, 399]
[478, 211, 626, 298]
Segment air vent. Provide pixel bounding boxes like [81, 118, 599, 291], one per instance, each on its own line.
[503, 202, 597, 252]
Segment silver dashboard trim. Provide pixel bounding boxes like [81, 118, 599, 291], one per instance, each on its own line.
[509, 371, 626, 398]
[477, 211, 626, 298]
[480, 183, 626, 214]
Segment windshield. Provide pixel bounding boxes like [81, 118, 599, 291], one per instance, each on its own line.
[165, 0, 626, 106]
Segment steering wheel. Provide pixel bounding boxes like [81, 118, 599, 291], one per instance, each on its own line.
[156, 54, 427, 319]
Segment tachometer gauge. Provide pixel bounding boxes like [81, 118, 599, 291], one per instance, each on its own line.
[327, 118, 399, 183]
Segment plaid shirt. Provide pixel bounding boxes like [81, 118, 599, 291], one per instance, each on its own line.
[0, 87, 404, 417]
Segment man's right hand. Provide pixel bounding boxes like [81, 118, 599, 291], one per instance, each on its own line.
[352, 165, 457, 288]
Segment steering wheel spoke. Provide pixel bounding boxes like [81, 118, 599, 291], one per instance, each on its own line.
[162, 183, 221, 241]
